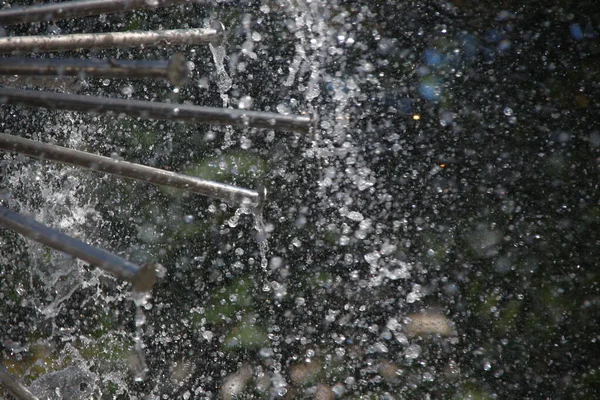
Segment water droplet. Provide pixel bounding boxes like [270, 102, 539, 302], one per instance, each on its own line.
[251, 31, 262, 42]
[276, 103, 291, 115]
[483, 360, 492, 371]
[121, 85, 134, 95]
[238, 96, 253, 109]
[404, 344, 421, 359]
[347, 211, 364, 221]
[260, 347, 274, 357]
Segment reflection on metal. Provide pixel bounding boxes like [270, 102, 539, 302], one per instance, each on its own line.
[0, 87, 313, 134]
[0, 205, 159, 292]
[0, 54, 190, 86]
[0, 0, 202, 25]
[0, 133, 262, 207]
[0, 26, 224, 53]
[0, 364, 40, 400]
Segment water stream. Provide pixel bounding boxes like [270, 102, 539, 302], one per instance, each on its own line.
[1, 0, 594, 399]
[1, 1, 389, 397]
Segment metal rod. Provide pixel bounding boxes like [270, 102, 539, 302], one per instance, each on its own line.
[0, 0, 201, 26]
[0, 133, 261, 207]
[0, 54, 189, 86]
[0, 87, 313, 134]
[0, 205, 159, 292]
[0, 25, 224, 54]
[0, 364, 40, 400]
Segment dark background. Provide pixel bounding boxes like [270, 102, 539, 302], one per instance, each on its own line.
[1, 0, 599, 398]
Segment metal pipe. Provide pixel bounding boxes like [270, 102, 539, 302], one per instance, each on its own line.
[0, 87, 313, 134]
[0, 364, 40, 400]
[0, 24, 224, 53]
[0, 205, 159, 292]
[0, 0, 202, 25]
[0, 54, 189, 86]
[0, 133, 261, 207]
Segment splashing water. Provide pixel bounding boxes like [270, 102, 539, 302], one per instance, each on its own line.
[208, 41, 233, 95]
[210, 22, 270, 272]
[0, 1, 445, 398]
[209, 39, 235, 149]
[252, 208, 269, 271]
[131, 290, 150, 382]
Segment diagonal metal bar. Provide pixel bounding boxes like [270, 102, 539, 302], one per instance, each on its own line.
[0, 364, 39, 400]
[0, 206, 159, 292]
[0, 87, 313, 134]
[0, 133, 262, 207]
[0, 0, 203, 26]
[0, 54, 189, 86]
[0, 25, 224, 53]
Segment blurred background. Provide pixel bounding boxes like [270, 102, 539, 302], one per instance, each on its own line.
[1, 0, 599, 398]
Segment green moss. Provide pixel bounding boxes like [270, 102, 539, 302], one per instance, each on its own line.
[223, 321, 269, 350]
[495, 299, 522, 334]
[454, 384, 494, 400]
[202, 277, 255, 325]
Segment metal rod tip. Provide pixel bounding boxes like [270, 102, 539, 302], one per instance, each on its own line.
[209, 20, 226, 45]
[133, 263, 163, 292]
[167, 53, 190, 87]
[255, 185, 267, 214]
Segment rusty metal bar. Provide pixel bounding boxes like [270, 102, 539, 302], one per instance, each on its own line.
[0, 364, 39, 400]
[0, 54, 189, 86]
[0, 205, 159, 292]
[0, 133, 262, 207]
[0, 24, 224, 53]
[0, 87, 313, 134]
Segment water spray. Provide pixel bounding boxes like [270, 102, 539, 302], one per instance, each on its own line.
[0, 365, 39, 400]
[0, 133, 262, 207]
[0, 0, 316, 396]
[0, 0, 205, 25]
[0, 205, 159, 292]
